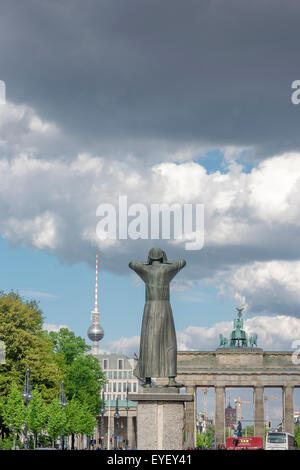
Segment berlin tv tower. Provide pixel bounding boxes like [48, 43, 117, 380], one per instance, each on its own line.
[87, 252, 104, 355]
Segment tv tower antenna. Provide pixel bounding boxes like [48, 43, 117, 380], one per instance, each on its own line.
[87, 251, 104, 355]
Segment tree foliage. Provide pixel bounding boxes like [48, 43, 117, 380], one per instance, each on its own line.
[295, 425, 300, 449]
[46, 399, 66, 444]
[196, 425, 215, 448]
[0, 292, 106, 447]
[65, 398, 96, 436]
[0, 292, 62, 401]
[64, 354, 106, 415]
[2, 382, 26, 449]
[28, 389, 48, 446]
[48, 328, 90, 365]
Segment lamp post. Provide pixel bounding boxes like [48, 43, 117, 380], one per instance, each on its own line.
[114, 397, 120, 449]
[126, 382, 129, 449]
[59, 381, 67, 450]
[22, 368, 33, 450]
[100, 389, 106, 449]
[120, 422, 124, 447]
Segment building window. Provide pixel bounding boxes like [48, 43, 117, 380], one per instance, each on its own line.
[118, 382, 122, 392]
[127, 383, 131, 393]
[103, 359, 108, 370]
[133, 382, 137, 392]
[108, 371, 112, 379]
[118, 359, 123, 370]
[118, 371, 123, 379]
[113, 371, 117, 379]
[123, 371, 127, 379]
[123, 383, 127, 392]
[113, 383, 116, 392]
[128, 371, 132, 379]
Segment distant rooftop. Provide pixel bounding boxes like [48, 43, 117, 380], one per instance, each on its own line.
[95, 352, 135, 370]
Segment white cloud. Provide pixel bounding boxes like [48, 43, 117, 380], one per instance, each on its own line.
[2, 151, 300, 262]
[99, 316, 300, 356]
[100, 336, 140, 357]
[0, 101, 59, 159]
[42, 323, 69, 333]
[4, 211, 59, 250]
[221, 261, 300, 316]
[177, 315, 300, 351]
[2, 100, 300, 318]
[19, 289, 57, 299]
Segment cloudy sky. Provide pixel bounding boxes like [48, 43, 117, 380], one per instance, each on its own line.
[1, 0, 300, 423]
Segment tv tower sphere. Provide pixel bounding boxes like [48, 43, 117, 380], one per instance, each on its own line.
[87, 252, 104, 354]
[88, 322, 104, 342]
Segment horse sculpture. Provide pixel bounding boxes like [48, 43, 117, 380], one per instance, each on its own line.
[219, 334, 228, 347]
[249, 333, 258, 347]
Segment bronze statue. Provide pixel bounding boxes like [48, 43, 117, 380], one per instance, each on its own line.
[129, 247, 186, 388]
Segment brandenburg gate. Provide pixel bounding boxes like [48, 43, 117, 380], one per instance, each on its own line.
[177, 309, 300, 447]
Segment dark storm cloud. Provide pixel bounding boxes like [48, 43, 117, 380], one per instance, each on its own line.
[1, 0, 300, 159]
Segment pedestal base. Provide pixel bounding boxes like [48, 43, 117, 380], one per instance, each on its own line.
[128, 393, 193, 450]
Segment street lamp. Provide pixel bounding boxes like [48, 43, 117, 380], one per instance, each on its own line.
[114, 397, 120, 449]
[126, 382, 129, 449]
[22, 368, 33, 450]
[100, 389, 106, 449]
[59, 381, 67, 450]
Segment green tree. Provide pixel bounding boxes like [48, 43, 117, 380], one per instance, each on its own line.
[196, 425, 215, 448]
[28, 389, 48, 448]
[65, 398, 96, 437]
[64, 398, 82, 436]
[46, 399, 66, 448]
[76, 402, 96, 436]
[2, 382, 26, 449]
[0, 292, 62, 401]
[64, 354, 106, 415]
[242, 425, 254, 437]
[48, 328, 91, 365]
[294, 425, 300, 449]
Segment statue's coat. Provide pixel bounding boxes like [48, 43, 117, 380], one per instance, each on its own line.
[129, 259, 186, 379]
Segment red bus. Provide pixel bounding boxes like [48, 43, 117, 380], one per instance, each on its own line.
[226, 437, 264, 450]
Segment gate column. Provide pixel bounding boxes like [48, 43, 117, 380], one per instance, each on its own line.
[254, 386, 264, 438]
[185, 386, 196, 448]
[282, 386, 294, 435]
[215, 386, 225, 446]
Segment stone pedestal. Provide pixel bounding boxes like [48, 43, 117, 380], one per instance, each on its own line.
[128, 392, 193, 450]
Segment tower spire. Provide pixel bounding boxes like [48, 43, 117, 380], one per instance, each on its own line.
[95, 251, 98, 312]
[87, 251, 104, 355]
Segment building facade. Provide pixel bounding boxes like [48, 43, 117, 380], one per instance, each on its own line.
[196, 412, 214, 433]
[99, 353, 139, 401]
[225, 402, 237, 429]
[95, 353, 139, 448]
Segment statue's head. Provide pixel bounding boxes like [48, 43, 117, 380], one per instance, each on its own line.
[147, 247, 167, 264]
